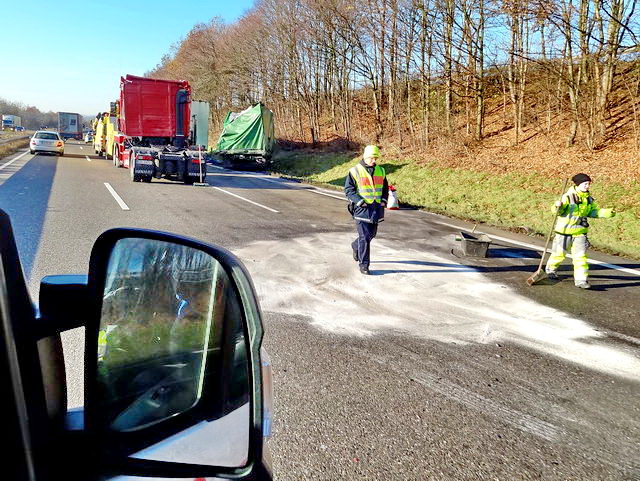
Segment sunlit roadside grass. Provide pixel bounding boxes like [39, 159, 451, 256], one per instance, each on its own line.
[272, 151, 640, 259]
[0, 138, 29, 159]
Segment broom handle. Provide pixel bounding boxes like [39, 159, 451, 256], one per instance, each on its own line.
[536, 178, 569, 271]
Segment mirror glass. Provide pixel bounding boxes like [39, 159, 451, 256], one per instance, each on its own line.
[96, 238, 249, 467]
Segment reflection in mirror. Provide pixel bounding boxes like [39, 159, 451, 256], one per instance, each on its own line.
[97, 238, 249, 467]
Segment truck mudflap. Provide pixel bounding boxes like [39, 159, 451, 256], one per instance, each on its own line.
[185, 152, 206, 180]
[132, 153, 155, 176]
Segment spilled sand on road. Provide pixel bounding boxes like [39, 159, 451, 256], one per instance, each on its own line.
[235, 232, 640, 381]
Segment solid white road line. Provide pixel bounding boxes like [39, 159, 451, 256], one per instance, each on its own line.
[85, 156, 91, 162]
[424, 215, 640, 277]
[208, 166, 639, 276]
[212, 187, 279, 213]
[211, 166, 348, 200]
[307, 188, 346, 201]
[0, 150, 30, 170]
[104, 183, 130, 211]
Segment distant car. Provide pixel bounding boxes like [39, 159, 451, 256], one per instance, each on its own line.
[84, 131, 94, 143]
[15, 126, 25, 132]
[30, 130, 64, 156]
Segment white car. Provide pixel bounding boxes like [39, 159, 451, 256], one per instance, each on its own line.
[84, 131, 94, 143]
[30, 130, 64, 156]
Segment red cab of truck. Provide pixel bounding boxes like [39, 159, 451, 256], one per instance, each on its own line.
[119, 74, 191, 141]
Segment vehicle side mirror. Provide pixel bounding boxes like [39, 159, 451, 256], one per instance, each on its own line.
[85, 229, 270, 479]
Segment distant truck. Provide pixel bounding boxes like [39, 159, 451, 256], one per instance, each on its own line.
[2, 114, 22, 130]
[58, 112, 82, 140]
[109, 74, 205, 184]
[214, 103, 275, 169]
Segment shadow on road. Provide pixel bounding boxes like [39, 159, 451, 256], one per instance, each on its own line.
[0, 153, 57, 280]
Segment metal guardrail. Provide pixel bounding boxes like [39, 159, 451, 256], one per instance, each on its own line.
[0, 135, 29, 145]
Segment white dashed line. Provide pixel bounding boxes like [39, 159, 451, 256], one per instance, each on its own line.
[104, 182, 130, 211]
[212, 187, 279, 213]
[85, 156, 91, 162]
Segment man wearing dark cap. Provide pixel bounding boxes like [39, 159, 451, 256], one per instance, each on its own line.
[345, 145, 389, 275]
[545, 173, 616, 289]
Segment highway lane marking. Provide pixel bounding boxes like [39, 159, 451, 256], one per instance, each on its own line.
[206, 166, 640, 276]
[104, 183, 130, 211]
[0, 150, 31, 170]
[306, 188, 346, 201]
[210, 170, 640, 276]
[85, 156, 91, 162]
[249, 172, 640, 277]
[208, 166, 348, 200]
[242, 173, 347, 200]
[212, 187, 279, 213]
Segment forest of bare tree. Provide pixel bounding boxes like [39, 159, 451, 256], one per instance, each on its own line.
[148, 0, 639, 156]
[0, 98, 59, 130]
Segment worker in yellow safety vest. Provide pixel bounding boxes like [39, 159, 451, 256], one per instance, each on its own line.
[344, 145, 389, 275]
[546, 173, 616, 289]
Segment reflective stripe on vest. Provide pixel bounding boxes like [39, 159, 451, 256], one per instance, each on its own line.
[350, 164, 385, 204]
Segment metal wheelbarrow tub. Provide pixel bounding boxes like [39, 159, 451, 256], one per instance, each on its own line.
[459, 231, 492, 257]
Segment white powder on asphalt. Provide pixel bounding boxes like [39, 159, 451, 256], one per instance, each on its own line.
[235, 232, 640, 381]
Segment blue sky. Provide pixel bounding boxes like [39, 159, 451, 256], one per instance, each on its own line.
[0, 0, 255, 115]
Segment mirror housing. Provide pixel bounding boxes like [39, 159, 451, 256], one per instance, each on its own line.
[85, 228, 270, 480]
[36, 275, 88, 339]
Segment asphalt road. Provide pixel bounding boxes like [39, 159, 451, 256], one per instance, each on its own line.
[1, 141, 639, 480]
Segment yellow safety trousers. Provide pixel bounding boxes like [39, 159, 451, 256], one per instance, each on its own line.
[546, 234, 589, 281]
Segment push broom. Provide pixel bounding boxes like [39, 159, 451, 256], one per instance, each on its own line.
[526, 178, 568, 286]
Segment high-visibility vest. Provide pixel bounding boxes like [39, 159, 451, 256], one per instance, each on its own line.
[554, 186, 597, 235]
[350, 164, 386, 204]
[98, 329, 108, 361]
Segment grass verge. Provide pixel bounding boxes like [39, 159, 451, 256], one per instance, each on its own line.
[0, 138, 29, 159]
[272, 150, 640, 260]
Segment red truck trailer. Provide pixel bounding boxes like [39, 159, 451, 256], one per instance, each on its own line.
[111, 74, 206, 184]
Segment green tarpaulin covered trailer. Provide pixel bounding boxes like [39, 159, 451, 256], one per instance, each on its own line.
[215, 104, 275, 165]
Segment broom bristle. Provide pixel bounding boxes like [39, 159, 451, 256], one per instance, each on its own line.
[526, 269, 546, 286]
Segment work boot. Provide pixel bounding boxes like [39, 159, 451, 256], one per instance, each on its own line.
[575, 280, 591, 289]
[546, 271, 559, 281]
[353, 248, 359, 262]
[359, 265, 370, 275]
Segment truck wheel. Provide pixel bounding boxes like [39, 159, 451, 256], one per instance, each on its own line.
[183, 177, 195, 185]
[143, 176, 152, 183]
[130, 159, 139, 182]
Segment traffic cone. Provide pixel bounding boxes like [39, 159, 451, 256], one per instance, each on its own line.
[386, 184, 399, 209]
